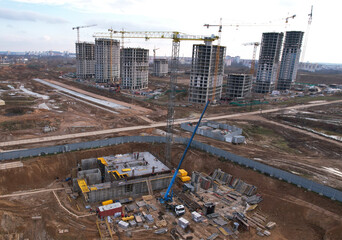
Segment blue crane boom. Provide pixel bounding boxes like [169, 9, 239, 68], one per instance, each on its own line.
[160, 100, 210, 203]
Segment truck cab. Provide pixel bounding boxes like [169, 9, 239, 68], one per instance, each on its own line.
[175, 205, 185, 216]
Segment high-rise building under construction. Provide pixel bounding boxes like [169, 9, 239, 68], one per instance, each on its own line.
[188, 42, 226, 103]
[254, 32, 283, 93]
[224, 73, 252, 99]
[75, 42, 95, 80]
[277, 31, 304, 90]
[95, 38, 120, 83]
[120, 48, 149, 90]
[153, 59, 168, 77]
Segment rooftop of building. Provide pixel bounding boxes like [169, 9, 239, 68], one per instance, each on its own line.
[102, 152, 169, 178]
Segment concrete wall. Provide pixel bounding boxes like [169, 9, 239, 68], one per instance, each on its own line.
[87, 174, 172, 202]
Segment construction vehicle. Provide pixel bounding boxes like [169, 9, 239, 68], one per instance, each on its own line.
[166, 203, 185, 216]
[160, 99, 210, 204]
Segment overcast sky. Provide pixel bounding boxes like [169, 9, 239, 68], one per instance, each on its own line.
[0, 0, 340, 64]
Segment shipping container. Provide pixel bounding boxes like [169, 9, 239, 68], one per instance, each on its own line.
[97, 202, 122, 217]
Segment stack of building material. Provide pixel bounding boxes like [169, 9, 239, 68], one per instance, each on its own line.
[129, 220, 137, 227]
[118, 220, 129, 229]
[212, 169, 257, 196]
[145, 214, 154, 223]
[266, 222, 276, 230]
[246, 195, 263, 205]
[178, 217, 189, 229]
[191, 211, 202, 223]
[232, 135, 245, 144]
[200, 176, 213, 190]
[135, 215, 143, 226]
[213, 217, 228, 226]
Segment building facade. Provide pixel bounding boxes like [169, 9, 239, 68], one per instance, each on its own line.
[254, 32, 283, 93]
[277, 31, 304, 90]
[224, 73, 252, 99]
[75, 42, 95, 80]
[95, 38, 120, 83]
[189, 42, 226, 103]
[120, 48, 149, 90]
[153, 59, 168, 77]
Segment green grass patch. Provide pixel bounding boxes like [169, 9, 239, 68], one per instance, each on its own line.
[244, 125, 277, 137]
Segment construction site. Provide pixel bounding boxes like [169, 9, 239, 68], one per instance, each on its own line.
[1, 5, 342, 240]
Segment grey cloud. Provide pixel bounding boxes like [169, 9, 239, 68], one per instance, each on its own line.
[0, 8, 69, 24]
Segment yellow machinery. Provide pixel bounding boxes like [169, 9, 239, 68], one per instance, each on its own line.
[98, 157, 108, 166]
[108, 170, 128, 180]
[177, 169, 191, 182]
[77, 179, 90, 193]
[102, 199, 113, 206]
[122, 216, 134, 221]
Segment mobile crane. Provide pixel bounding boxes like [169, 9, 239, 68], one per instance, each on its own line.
[159, 99, 210, 204]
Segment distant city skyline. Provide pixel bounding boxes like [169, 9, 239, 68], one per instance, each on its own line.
[0, 0, 341, 64]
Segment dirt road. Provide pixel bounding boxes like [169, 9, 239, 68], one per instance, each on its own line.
[42, 79, 151, 114]
[236, 115, 342, 147]
[0, 187, 64, 198]
[1, 99, 341, 148]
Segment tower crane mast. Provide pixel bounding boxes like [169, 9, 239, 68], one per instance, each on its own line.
[301, 5, 313, 62]
[93, 30, 218, 166]
[243, 42, 260, 76]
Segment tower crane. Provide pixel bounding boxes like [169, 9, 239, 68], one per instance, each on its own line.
[242, 42, 260, 76]
[93, 29, 218, 166]
[72, 24, 97, 43]
[205, 18, 223, 104]
[153, 47, 160, 62]
[300, 5, 313, 62]
[153, 47, 160, 76]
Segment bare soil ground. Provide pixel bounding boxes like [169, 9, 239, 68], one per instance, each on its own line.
[0, 67, 165, 142]
[0, 143, 342, 239]
[180, 114, 342, 190]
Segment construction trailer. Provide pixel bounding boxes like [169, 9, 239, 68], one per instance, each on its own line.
[254, 32, 283, 94]
[121, 48, 149, 90]
[73, 152, 172, 203]
[97, 202, 122, 217]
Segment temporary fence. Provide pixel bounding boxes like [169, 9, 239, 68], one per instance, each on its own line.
[1, 136, 341, 202]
